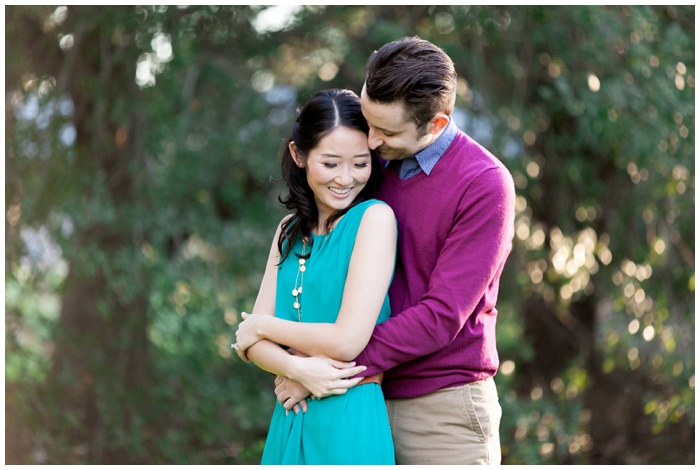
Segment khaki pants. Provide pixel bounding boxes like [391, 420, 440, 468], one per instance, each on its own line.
[386, 378, 502, 465]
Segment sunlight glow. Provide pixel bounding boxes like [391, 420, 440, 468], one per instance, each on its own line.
[587, 73, 600, 92]
[135, 33, 173, 88]
[253, 5, 302, 33]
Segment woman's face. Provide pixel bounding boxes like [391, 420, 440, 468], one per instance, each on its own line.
[291, 125, 372, 231]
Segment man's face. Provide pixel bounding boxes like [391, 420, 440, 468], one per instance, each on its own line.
[360, 84, 433, 161]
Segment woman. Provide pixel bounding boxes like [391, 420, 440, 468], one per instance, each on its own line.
[234, 89, 397, 464]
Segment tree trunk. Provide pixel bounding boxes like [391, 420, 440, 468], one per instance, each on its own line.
[41, 6, 152, 462]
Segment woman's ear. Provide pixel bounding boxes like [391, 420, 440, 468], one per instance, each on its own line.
[289, 142, 304, 168]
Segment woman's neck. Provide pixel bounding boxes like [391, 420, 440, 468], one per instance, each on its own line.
[313, 212, 338, 235]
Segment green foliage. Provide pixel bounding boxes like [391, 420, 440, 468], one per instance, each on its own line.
[5, 5, 694, 464]
[498, 365, 592, 465]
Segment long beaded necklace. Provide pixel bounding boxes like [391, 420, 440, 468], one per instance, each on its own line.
[291, 238, 309, 322]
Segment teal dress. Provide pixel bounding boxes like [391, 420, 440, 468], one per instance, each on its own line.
[260, 199, 396, 465]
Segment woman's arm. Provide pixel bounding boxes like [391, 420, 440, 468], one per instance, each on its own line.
[240, 217, 367, 398]
[239, 216, 296, 375]
[236, 203, 397, 361]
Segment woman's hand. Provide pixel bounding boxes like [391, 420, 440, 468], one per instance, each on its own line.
[287, 355, 366, 399]
[234, 312, 265, 361]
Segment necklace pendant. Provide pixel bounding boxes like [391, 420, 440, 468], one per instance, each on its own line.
[294, 240, 308, 322]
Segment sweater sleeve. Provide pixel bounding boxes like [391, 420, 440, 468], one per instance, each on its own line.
[354, 166, 516, 375]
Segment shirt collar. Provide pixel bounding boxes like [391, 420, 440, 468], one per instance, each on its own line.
[412, 117, 459, 175]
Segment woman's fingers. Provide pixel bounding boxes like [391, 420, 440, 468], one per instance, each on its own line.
[333, 364, 367, 379]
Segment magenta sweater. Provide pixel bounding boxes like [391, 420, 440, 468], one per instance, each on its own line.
[355, 130, 516, 399]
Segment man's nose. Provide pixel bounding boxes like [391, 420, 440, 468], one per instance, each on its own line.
[367, 128, 383, 150]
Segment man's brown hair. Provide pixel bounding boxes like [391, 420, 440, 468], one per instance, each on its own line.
[364, 36, 457, 132]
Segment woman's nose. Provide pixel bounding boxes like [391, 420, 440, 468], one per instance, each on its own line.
[335, 166, 353, 185]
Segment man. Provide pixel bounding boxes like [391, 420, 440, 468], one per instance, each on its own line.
[266, 36, 515, 464]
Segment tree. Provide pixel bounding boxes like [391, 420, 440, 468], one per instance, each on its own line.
[5, 5, 694, 464]
[435, 6, 694, 463]
[7, 5, 285, 463]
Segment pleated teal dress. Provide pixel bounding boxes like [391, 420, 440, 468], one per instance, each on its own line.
[261, 199, 396, 465]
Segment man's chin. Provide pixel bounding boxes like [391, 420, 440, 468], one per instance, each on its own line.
[377, 151, 395, 161]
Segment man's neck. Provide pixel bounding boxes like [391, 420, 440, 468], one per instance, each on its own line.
[415, 116, 453, 155]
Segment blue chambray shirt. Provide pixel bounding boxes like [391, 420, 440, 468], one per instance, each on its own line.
[397, 117, 459, 180]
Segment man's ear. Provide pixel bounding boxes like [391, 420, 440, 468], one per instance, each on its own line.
[289, 141, 304, 168]
[427, 113, 450, 135]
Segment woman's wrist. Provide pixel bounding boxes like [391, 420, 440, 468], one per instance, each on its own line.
[283, 354, 303, 383]
[256, 314, 273, 341]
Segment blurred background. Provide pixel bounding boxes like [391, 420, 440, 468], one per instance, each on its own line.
[4, 5, 695, 465]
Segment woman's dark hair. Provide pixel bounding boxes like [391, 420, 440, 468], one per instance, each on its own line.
[277, 88, 382, 262]
[365, 36, 457, 133]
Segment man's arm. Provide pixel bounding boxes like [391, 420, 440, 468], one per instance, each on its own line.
[355, 167, 516, 375]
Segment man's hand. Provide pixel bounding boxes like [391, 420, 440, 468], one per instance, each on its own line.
[274, 376, 310, 414]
